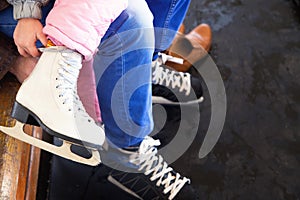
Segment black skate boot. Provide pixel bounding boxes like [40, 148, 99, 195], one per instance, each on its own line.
[88, 137, 199, 200]
[152, 53, 204, 106]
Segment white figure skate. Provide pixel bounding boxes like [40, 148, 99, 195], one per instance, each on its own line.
[0, 46, 104, 166]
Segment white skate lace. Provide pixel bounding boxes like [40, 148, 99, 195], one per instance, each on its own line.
[130, 137, 190, 200]
[56, 51, 93, 122]
[152, 52, 191, 96]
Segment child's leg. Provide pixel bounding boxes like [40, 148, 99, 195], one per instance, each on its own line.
[93, 1, 197, 199]
[95, 0, 193, 148]
[9, 0, 129, 148]
[95, 0, 154, 148]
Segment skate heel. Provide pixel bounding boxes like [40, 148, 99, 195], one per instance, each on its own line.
[11, 102, 39, 126]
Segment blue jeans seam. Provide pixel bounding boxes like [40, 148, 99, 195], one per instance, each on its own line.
[161, 0, 178, 49]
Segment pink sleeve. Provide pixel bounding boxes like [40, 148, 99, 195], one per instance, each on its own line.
[43, 0, 128, 59]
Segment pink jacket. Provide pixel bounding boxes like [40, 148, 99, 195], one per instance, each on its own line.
[43, 0, 128, 59]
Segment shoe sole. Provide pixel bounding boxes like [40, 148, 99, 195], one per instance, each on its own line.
[152, 96, 204, 105]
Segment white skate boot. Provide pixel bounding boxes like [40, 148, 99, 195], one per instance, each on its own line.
[0, 46, 104, 166]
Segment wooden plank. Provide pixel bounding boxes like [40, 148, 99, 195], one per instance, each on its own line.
[0, 74, 42, 200]
[25, 126, 42, 200]
[0, 74, 22, 200]
[15, 125, 42, 200]
[16, 128, 31, 200]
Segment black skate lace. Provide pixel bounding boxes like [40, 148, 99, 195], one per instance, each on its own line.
[152, 53, 191, 96]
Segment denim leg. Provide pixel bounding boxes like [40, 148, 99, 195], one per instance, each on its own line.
[146, 0, 191, 57]
[94, 0, 155, 148]
[0, 0, 55, 46]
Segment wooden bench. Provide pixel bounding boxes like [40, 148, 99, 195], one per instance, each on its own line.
[0, 74, 42, 200]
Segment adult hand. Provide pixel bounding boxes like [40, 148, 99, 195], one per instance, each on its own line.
[13, 18, 48, 57]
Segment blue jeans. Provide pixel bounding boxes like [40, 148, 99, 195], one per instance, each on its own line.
[0, 0, 191, 148]
[96, 0, 191, 148]
[146, 0, 191, 57]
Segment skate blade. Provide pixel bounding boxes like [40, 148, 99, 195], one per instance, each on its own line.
[0, 121, 101, 166]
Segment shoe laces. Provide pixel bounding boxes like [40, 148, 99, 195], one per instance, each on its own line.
[152, 53, 191, 96]
[55, 51, 93, 122]
[130, 137, 190, 200]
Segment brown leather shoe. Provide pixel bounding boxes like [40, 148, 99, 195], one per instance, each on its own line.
[178, 23, 185, 34]
[165, 23, 212, 72]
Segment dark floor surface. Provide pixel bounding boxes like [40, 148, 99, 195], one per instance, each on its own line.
[43, 0, 300, 199]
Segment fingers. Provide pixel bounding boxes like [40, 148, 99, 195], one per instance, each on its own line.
[14, 35, 39, 57]
[16, 43, 41, 57]
[16, 46, 30, 57]
[15, 34, 43, 57]
[13, 18, 45, 57]
[26, 46, 41, 57]
[16, 32, 46, 57]
[37, 31, 48, 47]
